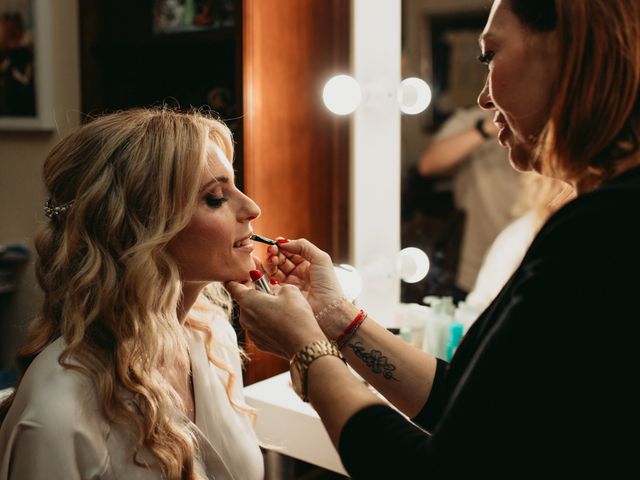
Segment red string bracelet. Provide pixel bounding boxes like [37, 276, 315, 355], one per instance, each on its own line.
[337, 309, 367, 350]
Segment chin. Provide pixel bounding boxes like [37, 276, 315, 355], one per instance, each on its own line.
[231, 261, 255, 282]
[233, 270, 252, 282]
[508, 145, 535, 173]
[205, 263, 254, 284]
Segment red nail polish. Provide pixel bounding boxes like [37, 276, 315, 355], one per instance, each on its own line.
[269, 278, 278, 285]
[276, 238, 289, 244]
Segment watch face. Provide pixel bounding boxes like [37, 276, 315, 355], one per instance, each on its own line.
[290, 362, 304, 398]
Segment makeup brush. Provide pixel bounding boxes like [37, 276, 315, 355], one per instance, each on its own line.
[250, 234, 277, 245]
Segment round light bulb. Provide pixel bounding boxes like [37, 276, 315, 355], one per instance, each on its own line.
[397, 77, 432, 115]
[323, 75, 362, 115]
[333, 263, 363, 302]
[397, 247, 430, 283]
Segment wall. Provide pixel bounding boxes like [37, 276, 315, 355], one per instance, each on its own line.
[351, 0, 401, 327]
[242, 0, 350, 383]
[0, 0, 81, 368]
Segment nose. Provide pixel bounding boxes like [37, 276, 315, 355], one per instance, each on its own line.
[239, 192, 261, 222]
[477, 77, 494, 111]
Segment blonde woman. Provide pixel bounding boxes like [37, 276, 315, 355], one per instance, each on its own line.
[0, 108, 264, 479]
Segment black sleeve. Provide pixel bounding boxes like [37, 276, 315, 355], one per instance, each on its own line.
[338, 405, 434, 480]
[338, 186, 640, 478]
[337, 351, 448, 477]
[410, 357, 448, 431]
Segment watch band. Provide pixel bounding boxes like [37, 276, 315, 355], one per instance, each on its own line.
[290, 339, 345, 402]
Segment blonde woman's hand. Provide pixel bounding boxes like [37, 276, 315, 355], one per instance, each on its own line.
[225, 281, 325, 359]
[263, 238, 344, 319]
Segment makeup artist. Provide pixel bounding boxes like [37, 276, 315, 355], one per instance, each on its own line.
[226, 0, 640, 478]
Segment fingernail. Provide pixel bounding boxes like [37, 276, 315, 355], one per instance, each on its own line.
[269, 278, 278, 285]
[276, 238, 289, 244]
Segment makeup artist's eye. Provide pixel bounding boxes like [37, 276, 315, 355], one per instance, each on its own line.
[477, 51, 494, 65]
[205, 194, 227, 208]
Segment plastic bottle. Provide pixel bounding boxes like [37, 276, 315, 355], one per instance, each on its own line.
[397, 303, 430, 349]
[445, 322, 464, 361]
[454, 300, 481, 334]
[183, 0, 196, 26]
[422, 296, 455, 359]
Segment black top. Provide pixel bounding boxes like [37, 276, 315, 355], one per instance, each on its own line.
[339, 166, 640, 479]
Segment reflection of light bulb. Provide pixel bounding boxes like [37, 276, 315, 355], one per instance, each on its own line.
[397, 247, 430, 283]
[323, 75, 362, 115]
[333, 264, 363, 301]
[397, 77, 432, 114]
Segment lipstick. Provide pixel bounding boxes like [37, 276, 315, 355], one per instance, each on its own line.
[250, 234, 277, 246]
[249, 270, 273, 294]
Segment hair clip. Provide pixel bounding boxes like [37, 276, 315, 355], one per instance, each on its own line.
[44, 199, 74, 219]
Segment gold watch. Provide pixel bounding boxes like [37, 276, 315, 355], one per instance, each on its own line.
[289, 339, 345, 402]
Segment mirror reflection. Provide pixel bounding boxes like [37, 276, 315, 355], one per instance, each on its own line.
[402, 0, 524, 310]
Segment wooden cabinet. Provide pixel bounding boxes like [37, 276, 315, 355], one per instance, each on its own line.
[79, 0, 243, 166]
[242, 0, 350, 384]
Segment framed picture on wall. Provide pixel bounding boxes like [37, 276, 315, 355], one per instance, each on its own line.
[421, 11, 488, 132]
[0, 0, 54, 130]
[152, 0, 236, 35]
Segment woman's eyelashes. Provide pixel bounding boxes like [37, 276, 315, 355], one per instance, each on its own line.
[478, 51, 495, 65]
[205, 193, 228, 208]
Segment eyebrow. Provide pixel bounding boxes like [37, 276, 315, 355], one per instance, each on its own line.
[199, 176, 230, 192]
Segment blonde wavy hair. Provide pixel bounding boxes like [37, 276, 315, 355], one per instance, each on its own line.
[1, 107, 252, 479]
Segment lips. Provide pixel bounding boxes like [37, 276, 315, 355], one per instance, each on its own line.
[493, 114, 507, 130]
[493, 115, 509, 146]
[233, 235, 253, 248]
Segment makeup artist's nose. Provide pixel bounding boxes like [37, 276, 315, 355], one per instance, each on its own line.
[478, 78, 494, 111]
[239, 192, 261, 222]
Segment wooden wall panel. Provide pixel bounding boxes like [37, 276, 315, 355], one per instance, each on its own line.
[242, 0, 350, 384]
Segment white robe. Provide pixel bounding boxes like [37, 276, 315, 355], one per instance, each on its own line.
[0, 315, 264, 479]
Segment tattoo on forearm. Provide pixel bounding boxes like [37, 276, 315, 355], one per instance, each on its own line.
[348, 341, 399, 381]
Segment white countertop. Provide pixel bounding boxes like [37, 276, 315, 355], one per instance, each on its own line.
[243, 372, 348, 476]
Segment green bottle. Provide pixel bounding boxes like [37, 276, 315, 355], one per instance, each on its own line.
[183, 0, 196, 26]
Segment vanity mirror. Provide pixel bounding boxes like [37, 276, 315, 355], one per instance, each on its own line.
[400, 0, 520, 307]
[333, 0, 499, 324]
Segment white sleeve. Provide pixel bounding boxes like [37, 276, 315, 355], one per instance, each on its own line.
[466, 212, 538, 312]
[2, 416, 109, 480]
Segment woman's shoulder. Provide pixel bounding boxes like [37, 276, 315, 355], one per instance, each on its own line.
[555, 165, 640, 216]
[0, 339, 110, 477]
[4, 338, 107, 436]
[540, 168, 640, 236]
[531, 169, 640, 256]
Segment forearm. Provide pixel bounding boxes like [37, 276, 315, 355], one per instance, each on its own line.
[307, 355, 386, 447]
[418, 127, 485, 176]
[324, 302, 438, 418]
